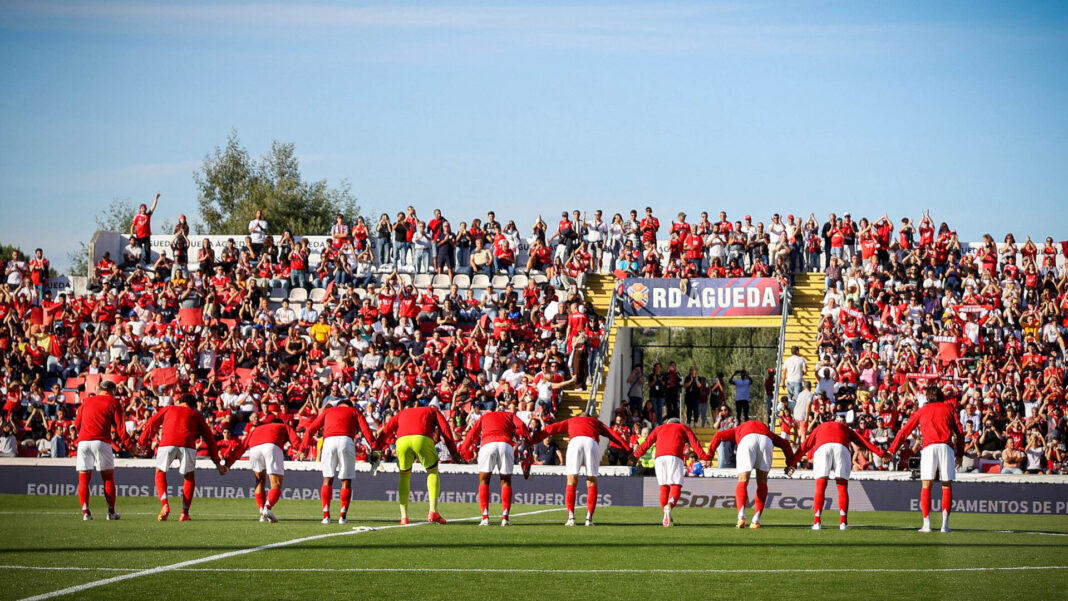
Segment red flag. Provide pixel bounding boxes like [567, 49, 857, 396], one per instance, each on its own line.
[235, 368, 255, 388]
[323, 280, 335, 301]
[84, 373, 101, 394]
[101, 374, 125, 386]
[179, 308, 205, 328]
[29, 308, 44, 325]
[149, 366, 178, 388]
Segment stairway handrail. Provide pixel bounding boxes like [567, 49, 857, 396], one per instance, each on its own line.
[769, 282, 793, 430]
[584, 279, 620, 416]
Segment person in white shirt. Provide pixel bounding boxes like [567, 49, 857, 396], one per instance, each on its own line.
[248, 209, 269, 254]
[781, 346, 807, 403]
[584, 210, 608, 272]
[499, 360, 526, 390]
[273, 299, 297, 329]
[793, 381, 814, 439]
[767, 213, 786, 267]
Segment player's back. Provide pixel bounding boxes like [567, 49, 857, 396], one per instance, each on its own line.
[651, 422, 696, 458]
[158, 404, 207, 448]
[322, 405, 361, 438]
[476, 411, 520, 444]
[246, 420, 292, 448]
[915, 402, 959, 448]
[810, 421, 851, 448]
[736, 419, 774, 439]
[76, 394, 122, 443]
[564, 415, 604, 440]
[396, 406, 443, 438]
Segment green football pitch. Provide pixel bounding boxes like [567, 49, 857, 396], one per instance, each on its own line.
[0, 494, 1065, 601]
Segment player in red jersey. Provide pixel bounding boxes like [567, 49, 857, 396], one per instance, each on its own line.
[460, 410, 532, 526]
[707, 419, 796, 529]
[533, 413, 632, 526]
[793, 415, 887, 530]
[632, 418, 710, 527]
[375, 404, 461, 525]
[886, 385, 964, 532]
[73, 381, 136, 521]
[302, 398, 377, 525]
[226, 411, 300, 523]
[138, 393, 227, 522]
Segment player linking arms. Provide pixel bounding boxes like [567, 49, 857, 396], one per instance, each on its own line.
[886, 385, 964, 533]
[632, 418, 709, 527]
[302, 399, 377, 524]
[792, 415, 887, 530]
[376, 404, 461, 525]
[73, 380, 137, 520]
[532, 413, 631, 526]
[707, 419, 796, 529]
[460, 409, 532, 526]
[226, 412, 301, 523]
[138, 393, 227, 522]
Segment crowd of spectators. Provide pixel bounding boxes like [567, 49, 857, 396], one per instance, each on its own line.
[1, 203, 1065, 477]
[779, 212, 1067, 475]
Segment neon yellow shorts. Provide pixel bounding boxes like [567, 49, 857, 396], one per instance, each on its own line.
[395, 435, 439, 472]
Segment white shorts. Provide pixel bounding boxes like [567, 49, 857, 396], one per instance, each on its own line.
[477, 441, 515, 475]
[564, 436, 601, 477]
[920, 443, 955, 482]
[736, 433, 773, 474]
[320, 436, 356, 480]
[155, 446, 197, 475]
[75, 440, 115, 472]
[654, 455, 685, 486]
[249, 443, 285, 476]
[812, 443, 851, 480]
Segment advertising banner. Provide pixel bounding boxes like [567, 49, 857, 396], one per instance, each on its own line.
[643, 478, 1068, 515]
[621, 278, 783, 317]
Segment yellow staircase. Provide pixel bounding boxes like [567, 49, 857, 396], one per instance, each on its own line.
[779, 272, 823, 403]
[556, 273, 617, 420]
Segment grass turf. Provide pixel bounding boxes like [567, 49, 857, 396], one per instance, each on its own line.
[0, 494, 1065, 601]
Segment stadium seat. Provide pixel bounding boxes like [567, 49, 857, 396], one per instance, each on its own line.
[270, 287, 289, 302]
[431, 274, 451, 288]
[398, 273, 413, 286]
[511, 274, 528, 288]
[413, 273, 433, 289]
[491, 275, 509, 289]
[288, 288, 308, 303]
[452, 274, 471, 289]
[471, 274, 490, 289]
[530, 272, 548, 284]
[309, 288, 327, 303]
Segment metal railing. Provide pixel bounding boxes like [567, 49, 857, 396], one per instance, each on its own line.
[768, 285, 793, 430]
[584, 283, 620, 416]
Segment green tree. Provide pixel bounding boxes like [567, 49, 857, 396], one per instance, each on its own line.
[68, 197, 139, 275]
[195, 130, 360, 236]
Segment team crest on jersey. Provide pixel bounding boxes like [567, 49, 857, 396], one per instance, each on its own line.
[626, 282, 649, 310]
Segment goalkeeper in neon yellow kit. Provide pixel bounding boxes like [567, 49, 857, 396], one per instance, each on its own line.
[375, 404, 462, 524]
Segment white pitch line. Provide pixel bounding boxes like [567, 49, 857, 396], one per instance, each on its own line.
[4, 565, 1067, 575]
[16, 508, 564, 601]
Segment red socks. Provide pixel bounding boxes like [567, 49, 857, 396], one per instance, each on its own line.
[78, 472, 91, 513]
[479, 483, 490, 516]
[734, 480, 748, 515]
[668, 485, 682, 508]
[585, 483, 596, 517]
[813, 478, 827, 522]
[255, 490, 266, 511]
[836, 479, 849, 524]
[754, 482, 768, 514]
[502, 483, 513, 517]
[920, 487, 932, 518]
[320, 484, 332, 517]
[102, 472, 116, 513]
[659, 485, 669, 510]
[266, 488, 281, 509]
[340, 486, 351, 517]
[565, 484, 577, 516]
[155, 471, 169, 509]
[182, 477, 195, 512]
[941, 486, 952, 513]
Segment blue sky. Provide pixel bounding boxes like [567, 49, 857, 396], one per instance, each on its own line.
[1, 1, 1066, 272]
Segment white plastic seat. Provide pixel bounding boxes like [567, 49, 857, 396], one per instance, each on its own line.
[471, 274, 491, 289]
[452, 274, 471, 289]
[432, 274, 452, 288]
[491, 275, 509, 289]
[309, 288, 327, 303]
[288, 288, 308, 303]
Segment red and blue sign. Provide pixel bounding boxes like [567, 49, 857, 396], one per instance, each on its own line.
[622, 278, 783, 317]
